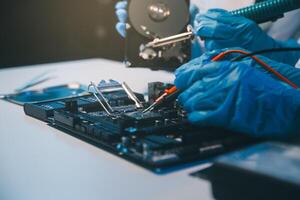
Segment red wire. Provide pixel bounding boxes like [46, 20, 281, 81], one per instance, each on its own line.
[212, 49, 298, 89]
[155, 49, 298, 104]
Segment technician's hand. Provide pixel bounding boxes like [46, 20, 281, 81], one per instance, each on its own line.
[115, 1, 127, 38]
[194, 9, 300, 66]
[174, 51, 300, 138]
[189, 4, 202, 59]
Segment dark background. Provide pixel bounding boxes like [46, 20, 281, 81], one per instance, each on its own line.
[0, 0, 124, 69]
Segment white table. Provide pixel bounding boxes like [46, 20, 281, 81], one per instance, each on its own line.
[0, 59, 213, 200]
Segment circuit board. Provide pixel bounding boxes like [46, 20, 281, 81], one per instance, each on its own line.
[23, 80, 255, 173]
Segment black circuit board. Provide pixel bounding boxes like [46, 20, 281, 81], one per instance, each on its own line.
[23, 82, 256, 173]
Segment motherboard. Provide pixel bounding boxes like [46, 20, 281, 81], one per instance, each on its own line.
[23, 80, 255, 173]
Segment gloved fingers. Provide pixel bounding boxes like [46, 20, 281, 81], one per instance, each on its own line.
[205, 8, 230, 17]
[177, 73, 225, 104]
[115, 22, 126, 38]
[194, 15, 236, 39]
[179, 71, 234, 111]
[193, 9, 229, 28]
[175, 61, 221, 90]
[115, 1, 127, 10]
[175, 57, 208, 77]
[175, 50, 221, 76]
[204, 9, 248, 25]
[175, 58, 236, 91]
[186, 94, 224, 112]
[185, 81, 237, 128]
[187, 110, 221, 127]
[189, 4, 199, 24]
[191, 39, 202, 59]
[258, 57, 300, 87]
[204, 37, 244, 51]
[181, 85, 228, 112]
[251, 54, 292, 74]
[175, 47, 249, 84]
[187, 64, 300, 138]
[278, 40, 300, 66]
[116, 8, 127, 23]
[240, 55, 300, 88]
[115, 1, 127, 37]
[178, 80, 206, 103]
[205, 39, 225, 51]
[223, 52, 297, 81]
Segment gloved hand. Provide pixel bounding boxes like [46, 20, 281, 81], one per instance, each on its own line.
[115, 1, 203, 58]
[174, 50, 300, 138]
[189, 4, 202, 59]
[115, 1, 127, 38]
[176, 48, 300, 87]
[193, 9, 300, 66]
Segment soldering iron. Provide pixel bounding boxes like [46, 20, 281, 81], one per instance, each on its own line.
[144, 0, 300, 49]
[143, 0, 300, 113]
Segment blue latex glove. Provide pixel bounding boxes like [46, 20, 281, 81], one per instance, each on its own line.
[193, 9, 300, 66]
[176, 48, 300, 87]
[189, 4, 202, 59]
[115, 1, 127, 38]
[175, 51, 300, 138]
[115, 1, 203, 58]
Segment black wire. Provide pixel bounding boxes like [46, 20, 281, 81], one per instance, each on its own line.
[231, 48, 300, 61]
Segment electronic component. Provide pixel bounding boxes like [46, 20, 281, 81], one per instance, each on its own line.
[125, 0, 191, 70]
[121, 82, 144, 108]
[23, 80, 256, 173]
[142, 0, 300, 59]
[2, 83, 87, 105]
[143, 85, 178, 113]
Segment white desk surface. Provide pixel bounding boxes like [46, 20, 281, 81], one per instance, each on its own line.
[0, 59, 213, 200]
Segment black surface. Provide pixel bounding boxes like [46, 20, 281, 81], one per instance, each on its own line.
[191, 142, 300, 200]
[0, 0, 124, 69]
